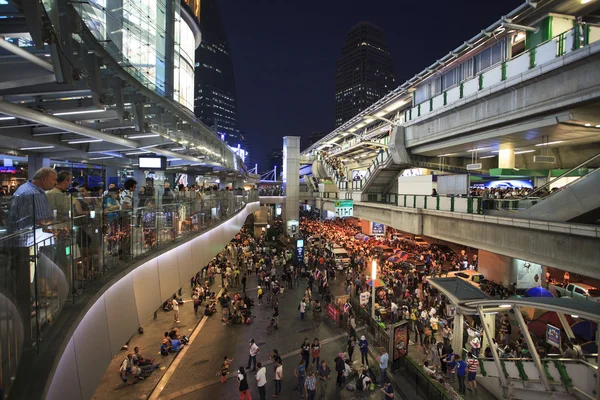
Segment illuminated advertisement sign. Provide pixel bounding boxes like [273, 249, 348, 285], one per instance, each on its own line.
[372, 222, 385, 235]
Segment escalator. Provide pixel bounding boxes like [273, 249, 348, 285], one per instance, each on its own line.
[488, 168, 600, 223]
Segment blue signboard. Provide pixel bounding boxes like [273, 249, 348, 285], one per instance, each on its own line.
[296, 239, 305, 263]
[372, 222, 385, 235]
[546, 324, 561, 348]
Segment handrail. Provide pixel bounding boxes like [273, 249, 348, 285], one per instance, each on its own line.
[525, 152, 600, 198]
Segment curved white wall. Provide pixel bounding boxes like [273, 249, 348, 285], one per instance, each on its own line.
[44, 202, 260, 400]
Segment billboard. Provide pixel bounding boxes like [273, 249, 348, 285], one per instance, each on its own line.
[372, 222, 385, 235]
[515, 259, 543, 289]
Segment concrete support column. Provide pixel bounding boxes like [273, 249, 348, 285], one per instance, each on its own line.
[283, 136, 300, 235]
[27, 155, 50, 179]
[498, 148, 515, 169]
[452, 312, 465, 355]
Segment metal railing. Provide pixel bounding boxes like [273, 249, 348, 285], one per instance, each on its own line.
[397, 356, 462, 400]
[0, 189, 257, 397]
[405, 25, 600, 123]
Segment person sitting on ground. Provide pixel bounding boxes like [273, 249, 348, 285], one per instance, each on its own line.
[133, 347, 155, 366]
[423, 361, 436, 376]
[356, 367, 372, 391]
[171, 336, 182, 352]
[120, 353, 144, 384]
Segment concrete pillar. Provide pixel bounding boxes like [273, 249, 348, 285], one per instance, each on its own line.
[283, 136, 300, 235]
[452, 312, 465, 354]
[27, 155, 50, 180]
[498, 148, 515, 169]
[478, 250, 517, 287]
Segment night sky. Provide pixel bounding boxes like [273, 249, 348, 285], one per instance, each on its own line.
[218, 0, 524, 169]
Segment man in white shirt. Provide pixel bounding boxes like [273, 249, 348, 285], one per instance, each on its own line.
[255, 362, 267, 400]
[172, 298, 180, 323]
[274, 359, 283, 398]
[299, 299, 307, 321]
[246, 338, 259, 371]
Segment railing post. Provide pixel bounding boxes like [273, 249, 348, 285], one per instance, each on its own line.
[413, 196, 416, 208]
[429, 98, 433, 111]
[417, 103, 421, 117]
[529, 47, 537, 69]
[501, 61, 507, 80]
[403, 195, 407, 207]
[450, 196, 455, 212]
[478, 73, 483, 90]
[436, 196, 440, 211]
[467, 197, 473, 214]
[424, 196, 428, 209]
[459, 82, 464, 98]
[443, 91, 447, 106]
[476, 197, 482, 214]
[395, 194, 398, 207]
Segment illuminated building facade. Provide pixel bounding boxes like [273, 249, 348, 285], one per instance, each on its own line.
[334, 22, 396, 128]
[194, 0, 242, 147]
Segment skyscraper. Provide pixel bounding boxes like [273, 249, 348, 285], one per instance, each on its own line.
[194, 0, 242, 147]
[334, 22, 396, 128]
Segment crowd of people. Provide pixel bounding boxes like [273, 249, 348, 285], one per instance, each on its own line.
[317, 151, 346, 181]
[469, 185, 558, 199]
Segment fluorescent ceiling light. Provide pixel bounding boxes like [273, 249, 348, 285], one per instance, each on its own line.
[20, 146, 54, 150]
[0, 116, 16, 121]
[126, 133, 160, 139]
[514, 150, 536, 154]
[125, 151, 150, 155]
[88, 156, 113, 160]
[581, 0, 593, 4]
[170, 147, 186, 151]
[348, 127, 358, 132]
[535, 141, 564, 146]
[480, 155, 496, 159]
[375, 111, 387, 117]
[53, 109, 106, 116]
[596, 125, 600, 128]
[585, 123, 591, 127]
[67, 139, 103, 144]
[467, 147, 490, 152]
[384, 99, 409, 112]
[32, 131, 68, 136]
[167, 158, 182, 161]
[140, 143, 161, 149]
[499, 305, 512, 308]
[437, 153, 454, 157]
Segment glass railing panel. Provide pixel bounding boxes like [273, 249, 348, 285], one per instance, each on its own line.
[0, 190, 256, 397]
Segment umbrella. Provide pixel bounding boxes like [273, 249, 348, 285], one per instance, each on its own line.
[394, 248, 403, 254]
[367, 278, 385, 287]
[355, 234, 363, 239]
[571, 320, 598, 342]
[581, 341, 598, 354]
[526, 320, 549, 338]
[362, 236, 370, 242]
[524, 287, 554, 298]
[388, 256, 401, 263]
[538, 311, 574, 327]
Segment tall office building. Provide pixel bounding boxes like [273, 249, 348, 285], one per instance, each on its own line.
[194, 0, 243, 147]
[334, 22, 396, 128]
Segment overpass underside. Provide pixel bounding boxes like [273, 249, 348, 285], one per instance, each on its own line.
[318, 199, 600, 279]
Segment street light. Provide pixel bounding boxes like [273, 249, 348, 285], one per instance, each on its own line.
[371, 259, 377, 319]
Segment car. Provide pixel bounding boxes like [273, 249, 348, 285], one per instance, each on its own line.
[551, 283, 600, 302]
[446, 270, 484, 287]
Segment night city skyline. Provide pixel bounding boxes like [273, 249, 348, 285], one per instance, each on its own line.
[217, 0, 524, 170]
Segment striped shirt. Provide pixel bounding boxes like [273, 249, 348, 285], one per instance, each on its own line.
[467, 358, 479, 373]
[8, 181, 51, 246]
[304, 375, 317, 391]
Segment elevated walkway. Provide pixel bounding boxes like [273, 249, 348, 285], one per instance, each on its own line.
[486, 168, 600, 224]
[315, 197, 600, 279]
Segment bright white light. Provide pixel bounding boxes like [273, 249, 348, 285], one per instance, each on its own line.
[375, 111, 387, 117]
[53, 109, 106, 116]
[126, 133, 160, 139]
[167, 158, 182, 161]
[363, 118, 375, 123]
[88, 156, 113, 160]
[535, 141, 564, 146]
[514, 150, 536, 154]
[125, 151, 150, 155]
[499, 305, 512, 308]
[480, 155, 496, 159]
[20, 146, 54, 150]
[585, 123, 591, 127]
[371, 259, 377, 280]
[0, 116, 16, 121]
[384, 98, 409, 112]
[67, 139, 103, 144]
[581, 0, 593, 4]
[571, 314, 579, 318]
[170, 147, 186, 151]
[468, 147, 490, 152]
[596, 125, 600, 128]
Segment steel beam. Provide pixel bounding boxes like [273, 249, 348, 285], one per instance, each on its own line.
[478, 307, 508, 388]
[513, 307, 551, 390]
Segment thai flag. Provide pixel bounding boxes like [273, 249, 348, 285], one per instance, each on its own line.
[314, 269, 321, 280]
[343, 302, 352, 314]
[322, 274, 328, 288]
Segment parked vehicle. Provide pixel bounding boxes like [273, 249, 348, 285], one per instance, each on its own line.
[326, 247, 351, 268]
[551, 283, 600, 302]
[446, 270, 484, 287]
